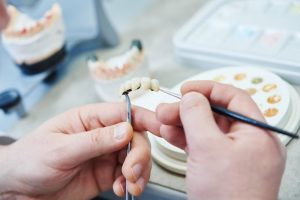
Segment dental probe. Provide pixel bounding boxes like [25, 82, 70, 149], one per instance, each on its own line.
[158, 87, 299, 139]
[123, 93, 135, 200]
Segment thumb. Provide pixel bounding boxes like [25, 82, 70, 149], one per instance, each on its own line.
[62, 122, 133, 166]
[180, 92, 222, 152]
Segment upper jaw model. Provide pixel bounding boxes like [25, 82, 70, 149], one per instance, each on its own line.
[87, 40, 150, 101]
[1, 3, 66, 75]
[88, 40, 145, 81]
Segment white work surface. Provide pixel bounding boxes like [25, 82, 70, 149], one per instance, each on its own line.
[5, 1, 300, 199]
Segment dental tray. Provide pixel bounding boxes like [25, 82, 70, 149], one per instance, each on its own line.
[173, 0, 300, 84]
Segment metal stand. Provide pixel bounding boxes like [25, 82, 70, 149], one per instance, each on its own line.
[67, 0, 119, 56]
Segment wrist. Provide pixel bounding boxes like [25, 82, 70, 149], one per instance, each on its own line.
[0, 136, 17, 194]
[0, 145, 14, 195]
[0, 143, 28, 200]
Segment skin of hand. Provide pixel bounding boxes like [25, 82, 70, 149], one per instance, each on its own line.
[156, 81, 286, 200]
[0, 0, 9, 30]
[0, 103, 160, 200]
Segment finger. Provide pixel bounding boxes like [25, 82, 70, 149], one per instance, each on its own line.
[180, 92, 223, 151]
[126, 163, 151, 196]
[156, 102, 181, 126]
[127, 157, 152, 196]
[122, 132, 151, 182]
[160, 125, 186, 149]
[59, 122, 133, 167]
[131, 105, 161, 136]
[113, 175, 126, 197]
[156, 89, 239, 133]
[114, 165, 151, 197]
[181, 80, 264, 121]
[126, 161, 151, 197]
[46, 103, 161, 136]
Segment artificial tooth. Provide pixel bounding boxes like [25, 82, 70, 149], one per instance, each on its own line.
[131, 78, 141, 90]
[141, 77, 151, 90]
[151, 79, 160, 91]
[125, 80, 132, 91]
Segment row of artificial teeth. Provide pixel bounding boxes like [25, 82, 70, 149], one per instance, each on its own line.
[120, 77, 160, 95]
[4, 5, 59, 38]
[89, 47, 141, 70]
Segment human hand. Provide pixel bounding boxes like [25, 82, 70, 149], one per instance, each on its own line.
[0, 103, 160, 200]
[156, 81, 286, 200]
[0, 0, 9, 30]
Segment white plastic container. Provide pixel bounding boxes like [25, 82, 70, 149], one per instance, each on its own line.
[173, 0, 300, 84]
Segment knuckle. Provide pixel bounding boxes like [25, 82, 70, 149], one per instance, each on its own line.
[221, 82, 245, 94]
[89, 127, 112, 147]
[89, 131, 101, 147]
[226, 85, 251, 99]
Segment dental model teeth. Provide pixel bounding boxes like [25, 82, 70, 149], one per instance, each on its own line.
[120, 77, 160, 95]
[1, 3, 66, 74]
[87, 40, 145, 80]
[87, 40, 150, 101]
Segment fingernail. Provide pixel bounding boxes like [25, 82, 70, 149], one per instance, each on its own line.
[137, 177, 145, 191]
[132, 164, 143, 180]
[114, 123, 128, 140]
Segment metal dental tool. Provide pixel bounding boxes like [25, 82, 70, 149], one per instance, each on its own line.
[123, 93, 135, 200]
[159, 87, 299, 139]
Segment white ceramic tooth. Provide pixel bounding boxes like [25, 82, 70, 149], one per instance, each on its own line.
[131, 78, 141, 91]
[151, 79, 160, 91]
[125, 80, 132, 91]
[141, 77, 151, 90]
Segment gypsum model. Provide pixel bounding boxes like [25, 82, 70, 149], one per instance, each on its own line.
[1, 3, 66, 75]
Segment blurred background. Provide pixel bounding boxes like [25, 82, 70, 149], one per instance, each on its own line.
[0, 0, 154, 130]
[1, 1, 300, 199]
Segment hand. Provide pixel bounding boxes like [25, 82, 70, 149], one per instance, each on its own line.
[0, 103, 160, 199]
[0, 0, 9, 30]
[156, 81, 286, 200]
